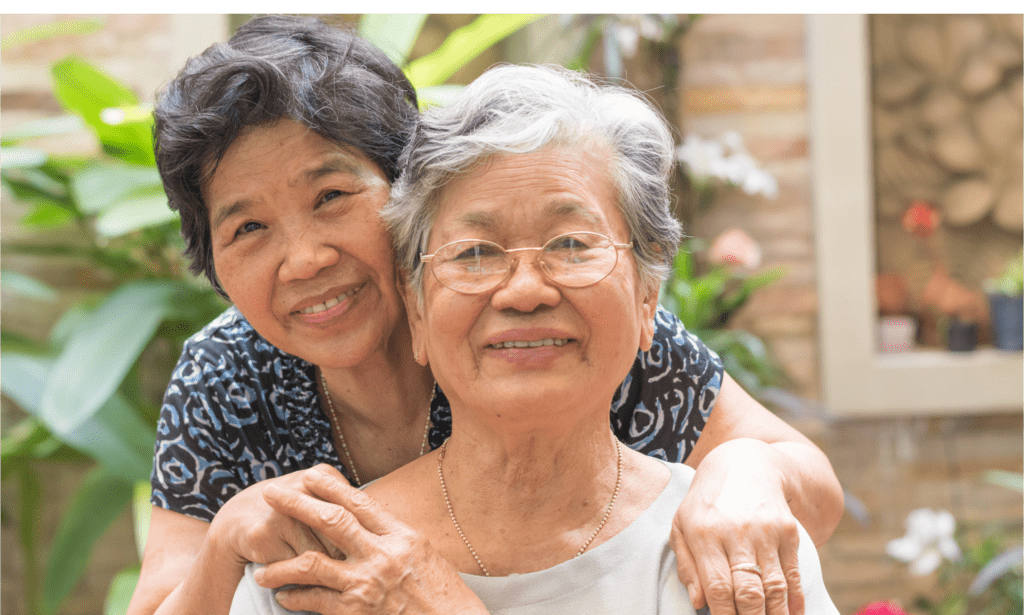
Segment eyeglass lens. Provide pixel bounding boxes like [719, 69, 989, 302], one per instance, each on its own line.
[430, 232, 620, 293]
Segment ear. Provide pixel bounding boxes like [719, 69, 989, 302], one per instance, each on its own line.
[638, 282, 659, 352]
[400, 273, 430, 366]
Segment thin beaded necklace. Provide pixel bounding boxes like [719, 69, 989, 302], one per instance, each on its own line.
[318, 367, 432, 487]
[437, 437, 622, 577]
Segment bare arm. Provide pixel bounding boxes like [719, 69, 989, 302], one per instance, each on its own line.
[684, 373, 843, 545]
[127, 472, 334, 615]
[672, 372, 843, 615]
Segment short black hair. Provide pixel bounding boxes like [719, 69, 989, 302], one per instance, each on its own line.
[154, 15, 418, 297]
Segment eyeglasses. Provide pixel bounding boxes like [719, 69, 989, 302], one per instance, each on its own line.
[420, 231, 634, 295]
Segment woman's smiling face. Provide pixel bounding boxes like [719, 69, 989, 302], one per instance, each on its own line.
[206, 120, 405, 369]
[407, 145, 659, 429]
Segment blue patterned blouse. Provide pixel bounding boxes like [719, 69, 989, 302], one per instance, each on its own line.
[151, 306, 723, 521]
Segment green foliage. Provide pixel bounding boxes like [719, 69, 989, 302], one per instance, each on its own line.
[660, 241, 786, 395]
[1, 15, 541, 615]
[985, 248, 1024, 297]
[2, 52, 226, 615]
[909, 476, 1023, 615]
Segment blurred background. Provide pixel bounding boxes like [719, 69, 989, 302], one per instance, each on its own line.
[1, 14, 1021, 615]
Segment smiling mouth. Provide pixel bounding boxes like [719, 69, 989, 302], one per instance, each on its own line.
[298, 285, 363, 315]
[488, 338, 571, 349]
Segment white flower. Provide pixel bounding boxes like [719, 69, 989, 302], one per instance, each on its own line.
[886, 508, 962, 575]
[675, 132, 779, 199]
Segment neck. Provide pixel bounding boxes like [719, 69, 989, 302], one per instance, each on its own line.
[319, 322, 435, 483]
[438, 417, 625, 575]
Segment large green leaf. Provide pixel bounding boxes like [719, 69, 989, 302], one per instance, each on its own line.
[1, 270, 58, 302]
[358, 14, 426, 67]
[1, 146, 48, 168]
[95, 190, 177, 237]
[40, 281, 179, 434]
[1, 114, 87, 145]
[51, 57, 155, 165]
[70, 162, 163, 215]
[405, 14, 544, 88]
[2, 352, 153, 480]
[21, 200, 77, 229]
[104, 566, 141, 615]
[42, 466, 134, 615]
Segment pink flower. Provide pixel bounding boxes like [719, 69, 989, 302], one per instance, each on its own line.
[855, 601, 909, 615]
[708, 227, 762, 269]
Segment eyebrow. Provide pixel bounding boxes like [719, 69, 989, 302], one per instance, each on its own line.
[210, 157, 363, 231]
[455, 200, 603, 231]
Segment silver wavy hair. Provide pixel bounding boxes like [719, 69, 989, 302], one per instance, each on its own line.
[382, 64, 681, 299]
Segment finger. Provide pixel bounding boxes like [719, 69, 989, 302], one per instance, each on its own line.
[754, 551, 789, 615]
[264, 481, 370, 558]
[670, 518, 706, 609]
[303, 464, 399, 535]
[256, 550, 352, 590]
[778, 529, 804, 615]
[275, 584, 359, 615]
[696, 551, 739, 615]
[728, 555, 766, 615]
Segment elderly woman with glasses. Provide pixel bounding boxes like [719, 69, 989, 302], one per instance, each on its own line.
[231, 64, 839, 615]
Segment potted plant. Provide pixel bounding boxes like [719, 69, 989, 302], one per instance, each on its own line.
[903, 201, 988, 351]
[984, 249, 1023, 351]
[876, 271, 916, 352]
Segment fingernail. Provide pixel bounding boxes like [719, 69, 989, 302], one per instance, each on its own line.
[253, 568, 264, 583]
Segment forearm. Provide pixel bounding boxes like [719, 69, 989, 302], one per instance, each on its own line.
[767, 439, 843, 546]
[151, 536, 247, 615]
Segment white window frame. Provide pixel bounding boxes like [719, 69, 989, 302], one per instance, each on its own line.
[806, 14, 1022, 416]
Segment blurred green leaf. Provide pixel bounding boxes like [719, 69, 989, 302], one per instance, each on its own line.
[51, 57, 155, 165]
[1, 115, 87, 144]
[20, 200, 76, 229]
[42, 466, 134, 615]
[1, 420, 63, 480]
[405, 14, 543, 88]
[1, 353, 55, 414]
[1, 18, 103, 51]
[71, 162, 163, 215]
[40, 281, 179, 434]
[1, 147, 48, 168]
[17, 466, 43, 615]
[132, 482, 151, 561]
[1, 270, 58, 302]
[2, 167, 70, 201]
[49, 301, 95, 350]
[104, 565, 140, 615]
[985, 470, 1024, 492]
[358, 14, 426, 66]
[95, 190, 176, 237]
[2, 352, 151, 479]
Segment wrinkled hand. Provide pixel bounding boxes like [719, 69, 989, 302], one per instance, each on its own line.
[671, 439, 804, 615]
[254, 464, 487, 615]
[210, 468, 340, 570]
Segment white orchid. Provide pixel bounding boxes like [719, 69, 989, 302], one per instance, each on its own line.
[675, 131, 779, 199]
[886, 508, 962, 576]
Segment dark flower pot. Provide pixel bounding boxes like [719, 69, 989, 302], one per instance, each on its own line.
[946, 318, 978, 352]
[988, 293, 1023, 351]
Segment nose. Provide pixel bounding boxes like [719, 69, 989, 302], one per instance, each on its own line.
[277, 225, 340, 282]
[489, 250, 561, 313]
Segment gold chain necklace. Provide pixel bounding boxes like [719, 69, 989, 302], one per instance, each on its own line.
[319, 368, 432, 487]
[437, 437, 622, 577]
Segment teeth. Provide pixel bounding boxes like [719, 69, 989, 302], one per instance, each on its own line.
[300, 286, 361, 315]
[490, 338, 569, 349]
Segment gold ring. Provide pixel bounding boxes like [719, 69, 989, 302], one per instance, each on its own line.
[730, 563, 763, 575]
